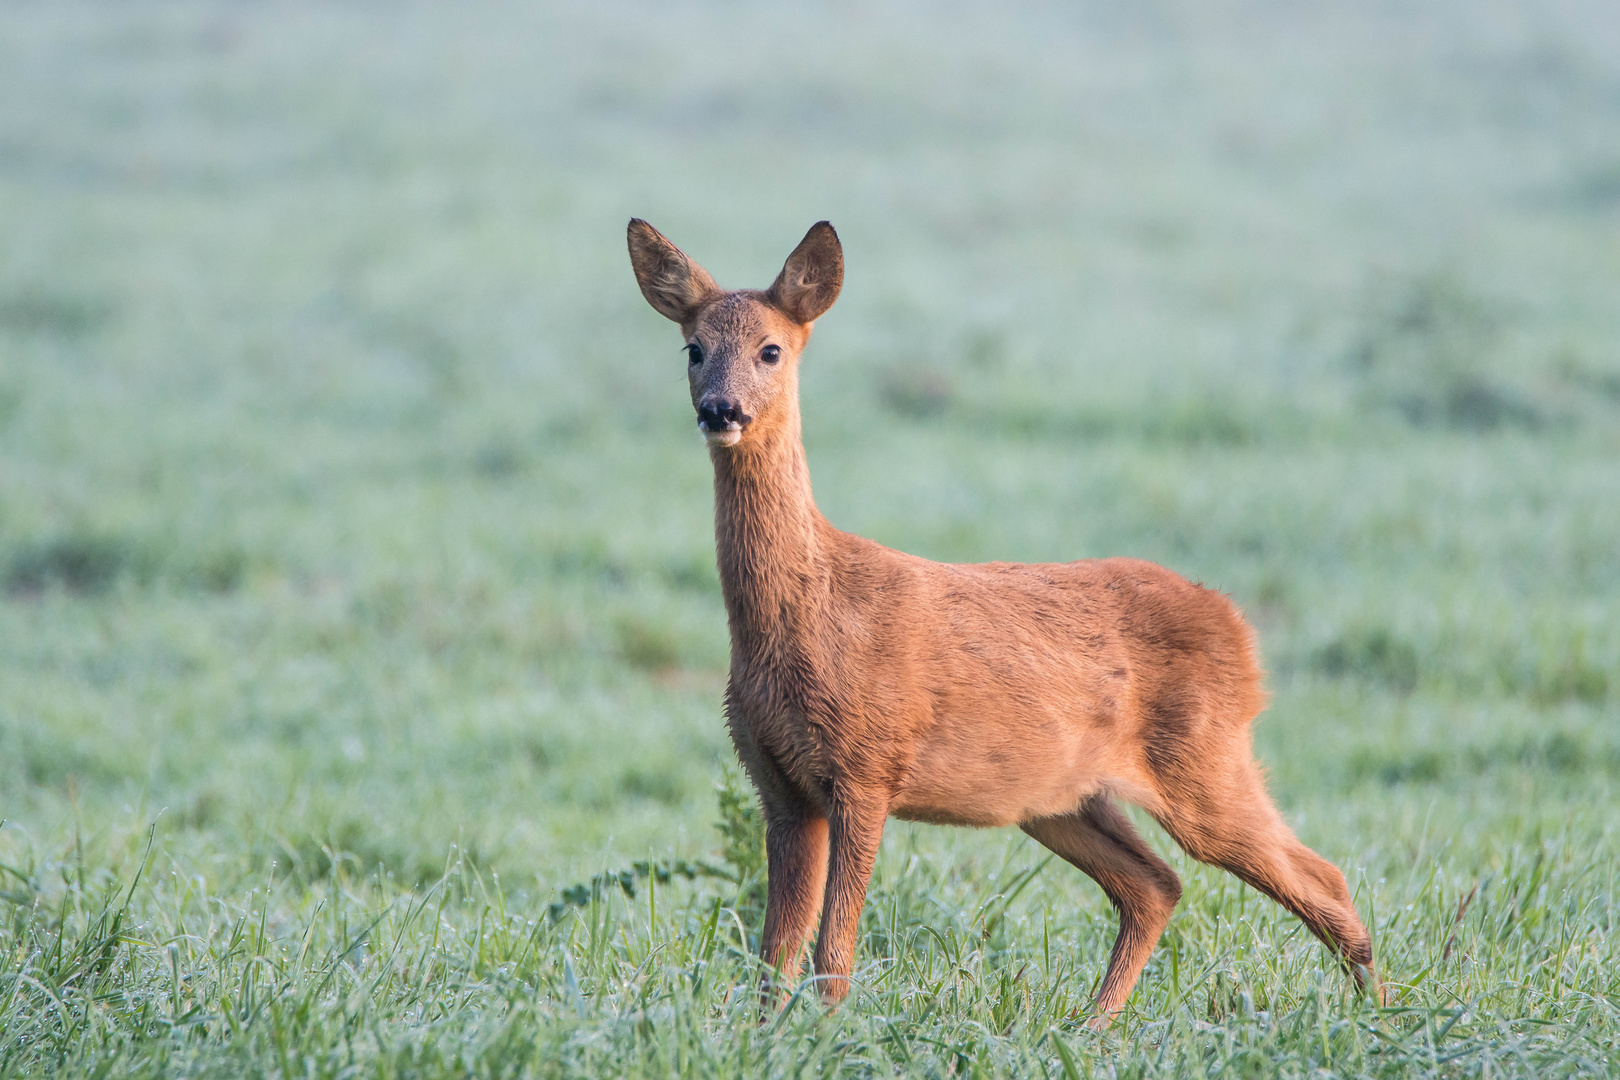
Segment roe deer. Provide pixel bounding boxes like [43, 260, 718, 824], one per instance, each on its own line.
[627, 219, 1380, 1026]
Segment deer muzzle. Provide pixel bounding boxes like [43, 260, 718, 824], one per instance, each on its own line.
[697, 397, 752, 447]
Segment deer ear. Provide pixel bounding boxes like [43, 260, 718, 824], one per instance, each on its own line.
[769, 221, 843, 325]
[627, 219, 721, 324]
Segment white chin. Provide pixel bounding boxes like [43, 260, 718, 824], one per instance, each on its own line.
[703, 428, 743, 448]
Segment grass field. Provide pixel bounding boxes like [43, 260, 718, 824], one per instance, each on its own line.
[2, 2, 1619, 1075]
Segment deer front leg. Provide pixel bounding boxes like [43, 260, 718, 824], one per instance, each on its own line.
[811, 797, 887, 1004]
[758, 806, 829, 1001]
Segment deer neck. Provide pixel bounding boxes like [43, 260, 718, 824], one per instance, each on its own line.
[710, 402, 829, 653]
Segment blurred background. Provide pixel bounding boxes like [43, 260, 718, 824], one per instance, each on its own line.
[2, 0, 1617, 908]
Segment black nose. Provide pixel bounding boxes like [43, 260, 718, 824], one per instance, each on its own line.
[697, 396, 752, 431]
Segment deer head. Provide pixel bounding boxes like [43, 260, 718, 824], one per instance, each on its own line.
[628, 219, 843, 448]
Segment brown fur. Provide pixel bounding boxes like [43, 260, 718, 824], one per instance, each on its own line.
[627, 219, 1380, 1025]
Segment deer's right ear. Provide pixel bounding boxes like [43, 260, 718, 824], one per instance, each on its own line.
[627, 219, 720, 324]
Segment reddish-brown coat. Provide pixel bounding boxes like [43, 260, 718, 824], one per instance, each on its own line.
[628, 219, 1379, 1025]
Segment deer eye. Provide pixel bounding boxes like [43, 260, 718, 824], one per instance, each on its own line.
[686, 343, 703, 365]
[760, 344, 781, 364]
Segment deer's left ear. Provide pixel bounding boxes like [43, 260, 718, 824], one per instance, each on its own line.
[628, 219, 721, 324]
[769, 221, 843, 325]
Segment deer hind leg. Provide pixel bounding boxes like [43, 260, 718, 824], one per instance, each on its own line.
[1022, 796, 1183, 1028]
[1150, 757, 1381, 1000]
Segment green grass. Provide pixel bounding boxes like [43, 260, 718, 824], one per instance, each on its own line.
[2, 2, 1618, 1075]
